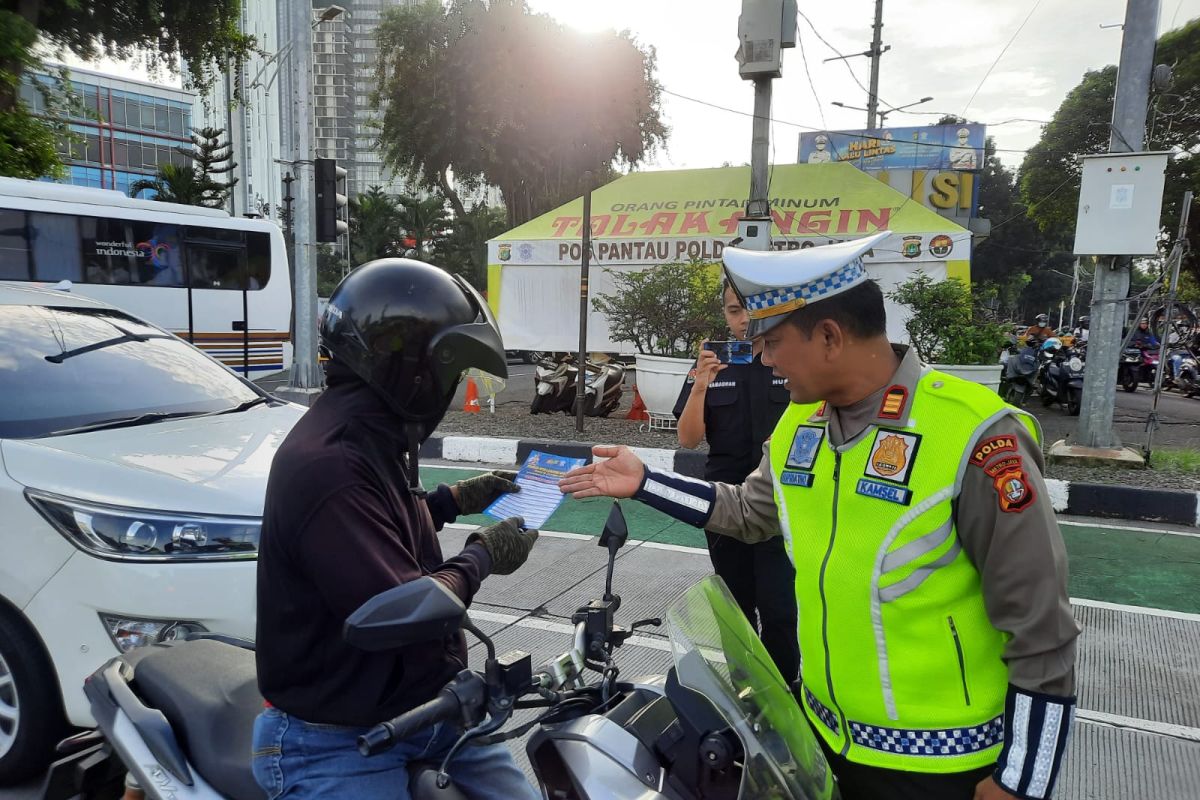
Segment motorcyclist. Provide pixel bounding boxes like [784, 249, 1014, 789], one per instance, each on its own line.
[1024, 313, 1055, 344]
[252, 259, 541, 799]
[1072, 316, 1089, 345]
[1130, 318, 1160, 350]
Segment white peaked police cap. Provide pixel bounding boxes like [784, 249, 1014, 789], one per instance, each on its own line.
[722, 230, 891, 338]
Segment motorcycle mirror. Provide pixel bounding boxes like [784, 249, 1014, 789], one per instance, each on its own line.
[599, 502, 629, 601]
[343, 576, 466, 652]
[599, 502, 629, 551]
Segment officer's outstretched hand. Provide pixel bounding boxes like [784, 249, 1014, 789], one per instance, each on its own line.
[468, 517, 539, 575]
[558, 445, 644, 499]
[452, 470, 520, 516]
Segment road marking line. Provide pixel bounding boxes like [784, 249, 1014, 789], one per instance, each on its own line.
[1058, 519, 1200, 539]
[1070, 598, 1200, 623]
[1076, 710, 1200, 742]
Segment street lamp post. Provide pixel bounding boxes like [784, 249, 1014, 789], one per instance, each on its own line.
[831, 96, 933, 128]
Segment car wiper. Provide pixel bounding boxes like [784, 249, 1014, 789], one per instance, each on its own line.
[44, 324, 173, 364]
[47, 411, 209, 437]
[215, 396, 273, 415]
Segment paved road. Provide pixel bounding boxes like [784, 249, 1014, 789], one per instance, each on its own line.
[1032, 383, 1200, 449]
[5, 473, 1198, 799]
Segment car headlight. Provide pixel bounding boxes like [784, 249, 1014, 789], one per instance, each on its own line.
[100, 614, 210, 652]
[25, 490, 260, 561]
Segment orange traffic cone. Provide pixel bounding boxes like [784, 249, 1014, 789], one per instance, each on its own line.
[626, 384, 649, 421]
[463, 377, 481, 413]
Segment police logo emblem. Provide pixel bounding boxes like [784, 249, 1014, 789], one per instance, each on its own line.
[992, 459, 1036, 513]
[864, 429, 920, 484]
[498, 243, 512, 262]
[786, 426, 825, 471]
[518, 243, 534, 261]
[901, 235, 922, 259]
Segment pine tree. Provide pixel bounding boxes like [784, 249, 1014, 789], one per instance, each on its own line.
[174, 126, 238, 209]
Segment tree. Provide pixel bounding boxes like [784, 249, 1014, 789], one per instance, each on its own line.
[316, 244, 344, 297]
[129, 163, 211, 205]
[1020, 18, 1200, 284]
[128, 127, 236, 209]
[396, 193, 450, 256]
[176, 127, 238, 207]
[374, 0, 666, 227]
[433, 202, 508, 288]
[349, 186, 402, 266]
[0, 2, 253, 178]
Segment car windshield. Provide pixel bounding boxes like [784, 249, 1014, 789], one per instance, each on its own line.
[667, 576, 837, 800]
[0, 304, 261, 439]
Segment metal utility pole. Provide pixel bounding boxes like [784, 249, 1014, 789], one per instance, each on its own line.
[1145, 190, 1192, 456]
[866, 0, 884, 129]
[286, 0, 321, 395]
[738, 0, 795, 249]
[575, 174, 594, 434]
[1074, 0, 1160, 449]
[748, 77, 772, 229]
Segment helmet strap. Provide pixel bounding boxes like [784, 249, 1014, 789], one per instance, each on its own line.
[403, 422, 427, 498]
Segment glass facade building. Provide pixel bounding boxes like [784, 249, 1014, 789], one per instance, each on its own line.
[21, 67, 196, 198]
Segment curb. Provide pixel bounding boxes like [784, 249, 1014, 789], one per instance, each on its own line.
[423, 436, 1200, 529]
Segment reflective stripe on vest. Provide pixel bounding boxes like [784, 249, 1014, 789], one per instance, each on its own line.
[769, 370, 1039, 773]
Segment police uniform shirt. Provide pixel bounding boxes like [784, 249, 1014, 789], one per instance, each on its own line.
[702, 345, 1079, 698]
[672, 355, 791, 484]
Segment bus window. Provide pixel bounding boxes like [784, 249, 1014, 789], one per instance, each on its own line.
[186, 241, 245, 290]
[0, 210, 30, 280]
[80, 216, 184, 287]
[246, 232, 271, 290]
[29, 212, 82, 283]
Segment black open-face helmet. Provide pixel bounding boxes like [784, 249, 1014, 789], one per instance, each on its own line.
[320, 259, 507, 435]
[1035, 314, 1049, 326]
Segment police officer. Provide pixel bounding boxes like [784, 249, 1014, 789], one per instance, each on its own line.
[254, 260, 541, 799]
[672, 280, 799, 683]
[560, 232, 1078, 800]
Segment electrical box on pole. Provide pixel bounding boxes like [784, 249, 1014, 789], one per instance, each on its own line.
[1073, 151, 1170, 256]
[314, 157, 349, 243]
[737, 0, 797, 79]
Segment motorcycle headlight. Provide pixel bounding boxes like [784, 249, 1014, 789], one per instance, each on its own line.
[1069, 357, 1083, 372]
[26, 490, 260, 562]
[100, 614, 210, 652]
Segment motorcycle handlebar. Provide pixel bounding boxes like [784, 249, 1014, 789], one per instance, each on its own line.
[358, 691, 460, 757]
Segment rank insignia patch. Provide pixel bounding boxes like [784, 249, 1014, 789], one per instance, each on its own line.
[786, 426, 826, 471]
[878, 385, 908, 420]
[864, 430, 920, 485]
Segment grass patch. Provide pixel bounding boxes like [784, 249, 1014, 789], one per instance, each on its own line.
[1150, 447, 1200, 473]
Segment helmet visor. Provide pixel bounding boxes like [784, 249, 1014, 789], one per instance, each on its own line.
[427, 276, 509, 399]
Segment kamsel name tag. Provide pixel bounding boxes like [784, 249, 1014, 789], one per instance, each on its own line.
[780, 470, 815, 488]
[856, 478, 912, 506]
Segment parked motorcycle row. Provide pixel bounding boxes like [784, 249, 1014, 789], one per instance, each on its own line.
[43, 504, 835, 800]
[530, 353, 626, 418]
[1001, 336, 1200, 416]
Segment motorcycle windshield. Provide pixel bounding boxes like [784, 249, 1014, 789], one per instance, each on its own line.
[667, 577, 837, 800]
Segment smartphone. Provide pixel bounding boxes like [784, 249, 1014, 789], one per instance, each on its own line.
[704, 340, 754, 365]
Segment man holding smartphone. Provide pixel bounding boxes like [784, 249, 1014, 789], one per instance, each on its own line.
[672, 280, 800, 684]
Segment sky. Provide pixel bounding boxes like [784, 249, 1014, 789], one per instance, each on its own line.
[63, 0, 1200, 172]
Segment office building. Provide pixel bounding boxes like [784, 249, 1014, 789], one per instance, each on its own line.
[20, 65, 195, 197]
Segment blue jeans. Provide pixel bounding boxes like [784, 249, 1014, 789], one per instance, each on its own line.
[251, 707, 540, 800]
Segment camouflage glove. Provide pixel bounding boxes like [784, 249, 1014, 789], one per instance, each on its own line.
[453, 470, 520, 516]
[468, 517, 539, 575]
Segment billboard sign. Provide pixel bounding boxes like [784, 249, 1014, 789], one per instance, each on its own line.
[799, 124, 986, 172]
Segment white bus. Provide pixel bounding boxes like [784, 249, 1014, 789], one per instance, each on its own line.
[0, 177, 292, 378]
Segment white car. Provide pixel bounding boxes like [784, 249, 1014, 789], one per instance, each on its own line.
[0, 284, 304, 782]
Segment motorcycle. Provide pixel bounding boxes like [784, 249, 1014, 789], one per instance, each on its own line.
[44, 503, 837, 800]
[999, 342, 1039, 407]
[531, 355, 625, 418]
[1166, 348, 1200, 397]
[1118, 347, 1144, 393]
[1039, 345, 1085, 416]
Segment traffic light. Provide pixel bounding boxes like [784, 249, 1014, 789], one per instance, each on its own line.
[314, 157, 348, 242]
